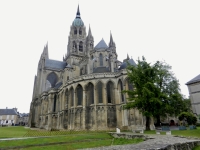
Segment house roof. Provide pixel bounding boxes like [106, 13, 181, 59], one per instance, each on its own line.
[0, 109, 18, 115]
[94, 39, 108, 50]
[45, 59, 67, 70]
[186, 74, 200, 85]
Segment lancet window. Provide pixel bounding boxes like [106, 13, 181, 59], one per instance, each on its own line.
[99, 53, 103, 66]
[97, 82, 103, 103]
[106, 81, 114, 103]
[77, 84, 83, 105]
[87, 83, 94, 105]
[79, 41, 83, 52]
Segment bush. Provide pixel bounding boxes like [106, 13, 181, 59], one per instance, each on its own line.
[178, 112, 197, 125]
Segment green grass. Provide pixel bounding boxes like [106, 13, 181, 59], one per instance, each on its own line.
[0, 128, 143, 150]
[0, 126, 29, 138]
[193, 146, 200, 150]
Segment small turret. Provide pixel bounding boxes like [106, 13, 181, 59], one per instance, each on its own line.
[86, 25, 94, 51]
[109, 32, 116, 50]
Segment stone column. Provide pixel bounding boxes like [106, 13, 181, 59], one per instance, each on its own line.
[93, 88, 97, 130]
[47, 94, 53, 130]
[81, 90, 86, 130]
[102, 82, 107, 129]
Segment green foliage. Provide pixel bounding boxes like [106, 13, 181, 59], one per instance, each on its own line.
[178, 112, 197, 125]
[123, 56, 189, 128]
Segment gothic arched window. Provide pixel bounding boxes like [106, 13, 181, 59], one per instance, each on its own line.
[87, 83, 94, 105]
[46, 72, 58, 88]
[79, 28, 82, 35]
[73, 41, 77, 51]
[128, 79, 133, 91]
[53, 94, 57, 112]
[70, 88, 74, 107]
[97, 82, 103, 103]
[106, 81, 114, 104]
[99, 53, 103, 66]
[74, 27, 77, 35]
[118, 80, 124, 102]
[76, 84, 83, 105]
[79, 41, 83, 52]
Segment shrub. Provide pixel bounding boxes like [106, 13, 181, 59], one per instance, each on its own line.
[178, 112, 197, 125]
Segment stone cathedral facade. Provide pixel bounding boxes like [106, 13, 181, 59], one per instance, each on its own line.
[28, 6, 146, 130]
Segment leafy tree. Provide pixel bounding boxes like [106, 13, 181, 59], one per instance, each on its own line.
[123, 57, 188, 129]
[123, 56, 162, 130]
[151, 61, 188, 126]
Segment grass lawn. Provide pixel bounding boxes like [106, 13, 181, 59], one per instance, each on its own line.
[0, 127, 143, 149]
[1, 126, 200, 149]
[0, 126, 30, 138]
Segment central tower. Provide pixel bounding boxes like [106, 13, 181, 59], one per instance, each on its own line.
[64, 5, 87, 65]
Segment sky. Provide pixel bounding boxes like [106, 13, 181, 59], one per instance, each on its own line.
[0, 0, 200, 113]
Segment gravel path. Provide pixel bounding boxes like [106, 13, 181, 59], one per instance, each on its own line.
[83, 135, 200, 150]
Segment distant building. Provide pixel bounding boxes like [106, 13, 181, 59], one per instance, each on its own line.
[186, 74, 200, 116]
[18, 113, 29, 126]
[0, 108, 19, 125]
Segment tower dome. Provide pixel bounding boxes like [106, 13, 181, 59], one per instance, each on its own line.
[72, 5, 84, 27]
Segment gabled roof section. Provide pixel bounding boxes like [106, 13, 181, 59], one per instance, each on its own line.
[186, 74, 200, 85]
[94, 39, 108, 50]
[45, 59, 67, 70]
[0, 109, 18, 115]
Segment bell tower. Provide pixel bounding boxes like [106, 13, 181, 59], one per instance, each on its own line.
[64, 5, 87, 65]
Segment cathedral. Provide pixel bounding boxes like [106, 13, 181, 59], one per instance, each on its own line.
[28, 6, 146, 130]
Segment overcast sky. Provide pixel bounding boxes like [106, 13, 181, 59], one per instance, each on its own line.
[0, 0, 199, 113]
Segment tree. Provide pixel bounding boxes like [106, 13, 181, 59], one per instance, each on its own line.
[124, 57, 187, 130]
[153, 61, 185, 125]
[123, 56, 162, 130]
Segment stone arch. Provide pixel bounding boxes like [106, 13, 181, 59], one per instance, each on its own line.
[72, 41, 77, 51]
[46, 72, 58, 88]
[69, 87, 74, 107]
[85, 82, 94, 106]
[65, 89, 69, 109]
[79, 41, 83, 52]
[76, 84, 83, 106]
[117, 79, 124, 103]
[106, 81, 115, 104]
[96, 81, 103, 103]
[53, 94, 57, 112]
[124, 77, 134, 99]
[99, 53, 103, 66]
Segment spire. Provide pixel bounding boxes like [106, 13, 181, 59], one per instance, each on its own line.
[76, 5, 81, 18]
[87, 24, 93, 40]
[109, 31, 115, 48]
[88, 25, 92, 37]
[127, 54, 130, 60]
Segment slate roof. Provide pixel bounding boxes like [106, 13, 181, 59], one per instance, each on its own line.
[54, 82, 63, 89]
[0, 109, 18, 115]
[186, 74, 200, 85]
[94, 39, 108, 49]
[118, 58, 136, 70]
[45, 59, 67, 70]
[93, 67, 110, 73]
